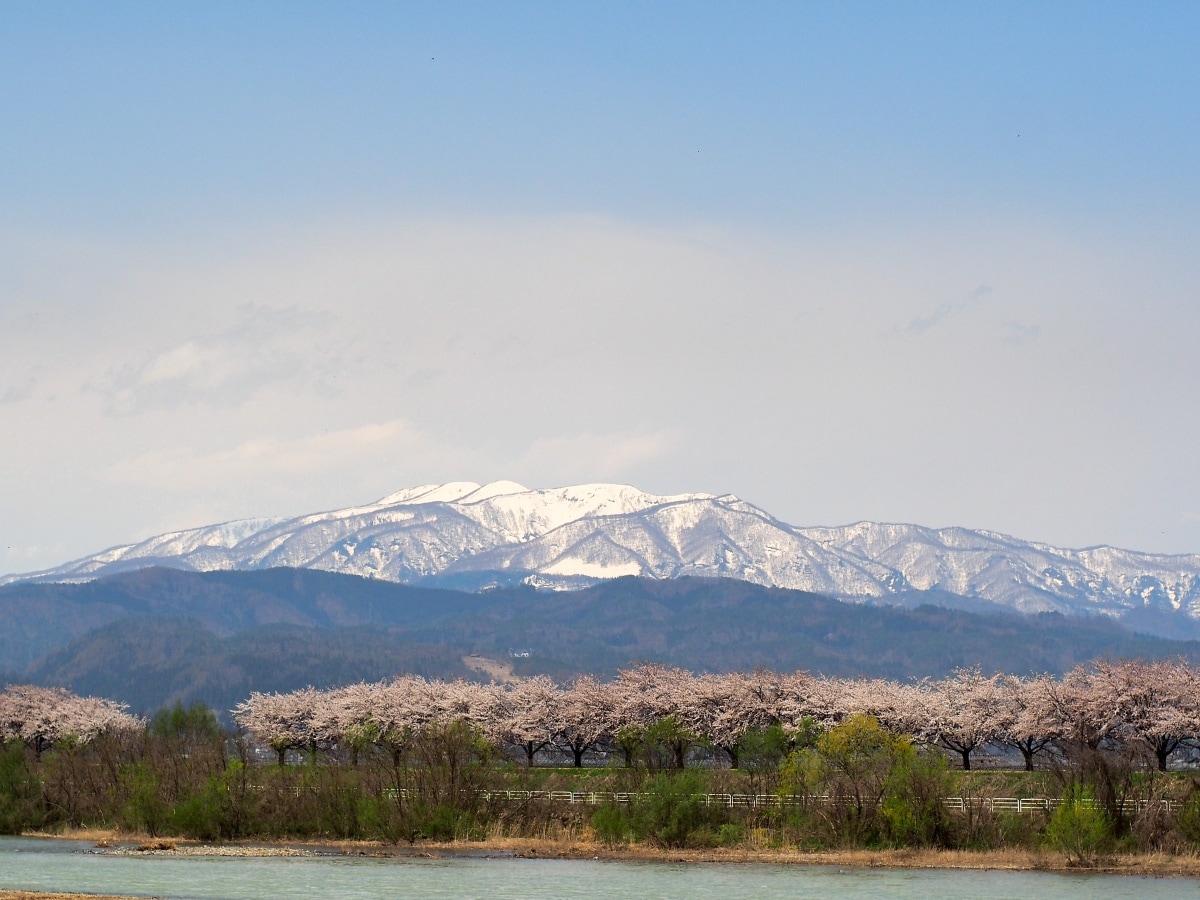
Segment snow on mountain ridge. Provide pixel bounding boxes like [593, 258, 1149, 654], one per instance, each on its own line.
[5, 483, 1200, 623]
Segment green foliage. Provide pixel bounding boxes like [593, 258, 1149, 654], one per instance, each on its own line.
[716, 822, 747, 846]
[643, 715, 704, 770]
[151, 701, 222, 741]
[881, 749, 954, 847]
[592, 804, 631, 846]
[419, 803, 479, 841]
[0, 744, 43, 834]
[118, 762, 169, 836]
[615, 725, 644, 768]
[168, 760, 254, 841]
[779, 715, 952, 848]
[629, 771, 713, 848]
[738, 724, 794, 771]
[1045, 786, 1113, 865]
[358, 793, 415, 844]
[777, 748, 821, 800]
[1175, 788, 1200, 847]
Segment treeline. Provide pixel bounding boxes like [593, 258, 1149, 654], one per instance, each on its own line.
[231, 661, 1200, 772]
[7, 663, 1200, 859]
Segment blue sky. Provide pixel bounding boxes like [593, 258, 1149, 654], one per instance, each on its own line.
[6, 3, 1196, 228]
[2, 3, 1199, 571]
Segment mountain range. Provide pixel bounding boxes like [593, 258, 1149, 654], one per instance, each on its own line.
[9, 482, 1200, 628]
[7, 481, 1200, 630]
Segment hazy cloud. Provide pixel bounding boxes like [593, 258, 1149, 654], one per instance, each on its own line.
[90, 304, 338, 415]
[1000, 321, 1041, 346]
[105, 419, 460, 489]
[907, 285, 993, 334]
[0, 372, 38, 404]
[516, 430, 682, 485]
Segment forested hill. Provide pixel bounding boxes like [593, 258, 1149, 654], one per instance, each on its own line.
[0, 566, 493, 671]
[3, 568, 1199, 716]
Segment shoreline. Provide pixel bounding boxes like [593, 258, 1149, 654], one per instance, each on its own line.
[11, 830, 1200, 879]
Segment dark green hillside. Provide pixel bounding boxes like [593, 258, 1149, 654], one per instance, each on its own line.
[25, 618, 473, 717]
[409, 576, 1200, 679]
[0, 566, 492, 670]
[6, 568, 1200, 715]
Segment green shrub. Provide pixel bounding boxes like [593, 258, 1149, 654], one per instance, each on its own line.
[716, 822, 747, 846]
[1045, 787, 1113, 866]
[119, 762, 169, 836]
[0, 744, 43, 834]
[786, 715, 912, 847]
[592, 804, 631, 846]
[169, 761, 255, 841]
[419, 803, 478, 841]
[630, 771, 713, 848]
[881, 748, 954, 847]
[171, 780, 227, 841]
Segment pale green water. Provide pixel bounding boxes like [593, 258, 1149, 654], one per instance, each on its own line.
[2, 837, 1198, 899]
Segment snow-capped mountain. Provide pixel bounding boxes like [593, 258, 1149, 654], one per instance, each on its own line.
[7, 481, 1200, 622]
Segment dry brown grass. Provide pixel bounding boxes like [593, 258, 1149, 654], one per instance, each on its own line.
[16, 828, 1200, 878]
[407, 838, 1200, 876]
[462, 656, 522, 683]
[23, 829, 134, 844]
[0, 893, 153, 900]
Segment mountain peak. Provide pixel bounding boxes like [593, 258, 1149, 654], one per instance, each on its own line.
[5, 482, 1200, 625]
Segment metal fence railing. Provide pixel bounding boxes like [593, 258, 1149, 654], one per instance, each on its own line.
[367, 788, 1184, 814]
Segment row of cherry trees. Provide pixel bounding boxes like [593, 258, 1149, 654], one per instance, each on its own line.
[232, 660, 1200, 772]
[0, 684, 142, 756]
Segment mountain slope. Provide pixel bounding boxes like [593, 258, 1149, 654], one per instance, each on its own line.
[9, 569, 1200, 715]
[6, 481, 1200, 622]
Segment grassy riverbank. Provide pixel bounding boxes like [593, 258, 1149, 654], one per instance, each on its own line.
[14, 828, 1200, 880]
[9, 712, 1200, 867]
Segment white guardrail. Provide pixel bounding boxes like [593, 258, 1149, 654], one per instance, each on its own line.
[374, 789, 1182, 814]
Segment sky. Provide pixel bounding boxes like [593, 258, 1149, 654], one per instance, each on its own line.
[2, 2, 1199, 574]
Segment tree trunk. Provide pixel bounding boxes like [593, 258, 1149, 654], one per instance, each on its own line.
[524, 741, 537, 767]
[960, 749, 971, 771]
[723, 745, 739, 769]
[1021, 746, 1034, 772]
[572, 743, 585, 768]
[673, 741, 686, 770]
[1157, 745, 1170, 772]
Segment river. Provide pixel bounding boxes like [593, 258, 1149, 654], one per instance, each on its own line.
[2, 838, 1198, 899]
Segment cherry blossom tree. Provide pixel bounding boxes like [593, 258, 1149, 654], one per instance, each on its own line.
[0, 684, 141, 757]
[682, 671, 779, 768]
[1087, 659, 1200, 770]
[364, 676, 440, 766]
[223, 661, 1200, 776]
[999, 675, 1058, 771]
[493, 675, 561, 766]
[923, 668, 1009, 770]
[1042, 664, 1125, 753]
[233, 686, 327, 765]
[611, 664, 697, 768]
[554, 675, 613, 767]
